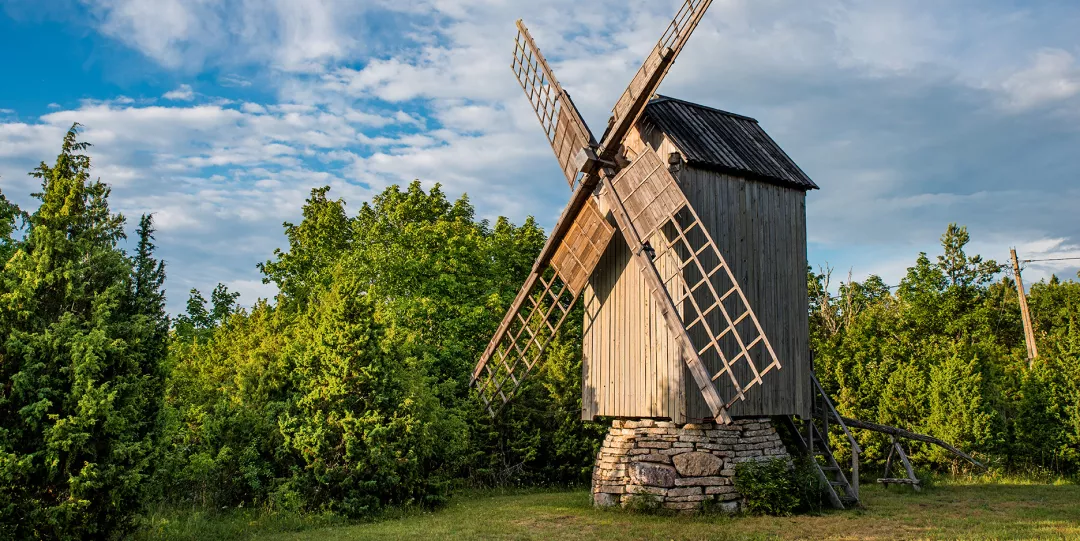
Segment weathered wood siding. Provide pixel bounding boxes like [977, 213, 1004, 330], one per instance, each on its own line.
[582, 126, 811, 421]
[679, 167, 810, 419]
[582, 226, 687, 422]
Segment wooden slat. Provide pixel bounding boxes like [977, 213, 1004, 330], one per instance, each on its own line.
[598, 0, 713, 153]
[512, 20, 596, 189]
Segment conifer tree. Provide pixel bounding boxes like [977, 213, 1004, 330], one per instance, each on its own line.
[0, 125, 167, 539]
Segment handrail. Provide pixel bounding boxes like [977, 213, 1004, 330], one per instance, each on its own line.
[811, 373, 862, 454]
[840, 416, 985, 470]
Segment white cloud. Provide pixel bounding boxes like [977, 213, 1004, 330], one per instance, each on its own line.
[220, 74, 252, 87]
[1014, 238, 1080, 282]
[163, 84, 195, 101]
[3, 0, 1078, 314]
[999, 48, 1080, 111]
[81, 0, 382, 72]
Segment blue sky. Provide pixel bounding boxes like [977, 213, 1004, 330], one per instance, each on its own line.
[1, 0, 1079, 316]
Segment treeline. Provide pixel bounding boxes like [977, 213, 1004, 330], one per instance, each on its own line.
[153, 182, 601, 517]
[811, 225, 1080, 474]
[2, 127, 1078, 538]
[0, 127, 599, 539]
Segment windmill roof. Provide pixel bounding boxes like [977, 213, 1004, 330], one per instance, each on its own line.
[643, 96, 818, 190]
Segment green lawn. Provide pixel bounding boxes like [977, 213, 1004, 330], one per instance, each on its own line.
[137, 482, 1080, 540]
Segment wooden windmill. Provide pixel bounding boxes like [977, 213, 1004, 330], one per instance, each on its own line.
[471, 0, 815, 426]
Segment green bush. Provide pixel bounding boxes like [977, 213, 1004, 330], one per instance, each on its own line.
[734, 458, 827, 516]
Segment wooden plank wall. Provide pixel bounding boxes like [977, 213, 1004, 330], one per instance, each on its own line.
[679, 167, 811, 420]
[581, 226, 686, 422]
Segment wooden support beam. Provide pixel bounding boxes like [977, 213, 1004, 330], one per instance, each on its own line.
[840, 416, 985, 470]
[893, 439, 922, 493]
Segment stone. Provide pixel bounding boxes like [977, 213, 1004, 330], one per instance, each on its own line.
[675, 476, 728, 487]
[672, 451, 724, 477]
[662, 502, 700, 510]
[638, 441, 670, 449]
[628, 485, 669, 496]
[718, 501, 740, 513]
[631, 453, 671, 464]
[629, 462, 676, 488]
[705, 485, 736, 495]
[594, 492, 620, 507]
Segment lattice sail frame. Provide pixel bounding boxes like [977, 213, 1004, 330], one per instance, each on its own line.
[607, 149, 782, 410]
[512, 20, 595, 189]
[472, 200, 614, 415]
[600, 0, 713, 149]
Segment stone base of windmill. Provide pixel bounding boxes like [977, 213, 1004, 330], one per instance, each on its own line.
[591, 418, 789, 513]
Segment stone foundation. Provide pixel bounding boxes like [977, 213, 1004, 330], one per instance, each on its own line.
[592, 418, 789, 513]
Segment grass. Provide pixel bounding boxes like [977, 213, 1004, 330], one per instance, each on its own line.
[135, 481, 1080, 540]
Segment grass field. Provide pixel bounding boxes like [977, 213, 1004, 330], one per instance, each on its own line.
[136, 481, 1080, 540]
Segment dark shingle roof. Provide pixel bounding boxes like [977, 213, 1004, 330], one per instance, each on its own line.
[642, 96, 818, 190]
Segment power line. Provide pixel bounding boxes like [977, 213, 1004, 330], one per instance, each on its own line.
[1022, 256, 1080, 263]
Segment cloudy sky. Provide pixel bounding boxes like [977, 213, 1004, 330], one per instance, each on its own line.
[1, 0, 1078, 315]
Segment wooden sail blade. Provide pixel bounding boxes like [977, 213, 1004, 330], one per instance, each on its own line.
[550, 199, 616, 295]
[512, 20, 597, 189]
[471, 199, 614, 415]
[606, 147, 782, 415]
[599, 0, 712, 153]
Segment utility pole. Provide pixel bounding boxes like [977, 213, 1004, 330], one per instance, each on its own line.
[1010, 248, 1038, 365]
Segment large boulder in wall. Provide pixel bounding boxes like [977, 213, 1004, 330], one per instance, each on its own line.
[673, 451, 723, 477]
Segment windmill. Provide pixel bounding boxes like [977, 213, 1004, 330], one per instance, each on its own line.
[467, 0, 877, 509]
[471, 0, 780, 425]
[465, 2, 998, 511]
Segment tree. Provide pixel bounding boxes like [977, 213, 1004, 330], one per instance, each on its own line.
[174, 283, 239, 342]
[0, 125, 168, 539]
[0, 190, 25, 263]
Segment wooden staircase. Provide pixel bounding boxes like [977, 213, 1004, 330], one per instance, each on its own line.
[783, 373, 861, 509]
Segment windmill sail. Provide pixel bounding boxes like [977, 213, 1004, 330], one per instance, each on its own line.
[512, 20, 596, 190]
[471, 198, 614, 415]
[600, 0, 713, 151]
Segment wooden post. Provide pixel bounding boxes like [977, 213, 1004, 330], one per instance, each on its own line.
[1010, 248, 1038, 365]
[851, 446, 859, 500]
[894, 441, 921, 493]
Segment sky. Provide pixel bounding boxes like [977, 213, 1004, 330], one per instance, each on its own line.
[1, 0, 1079, 316]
